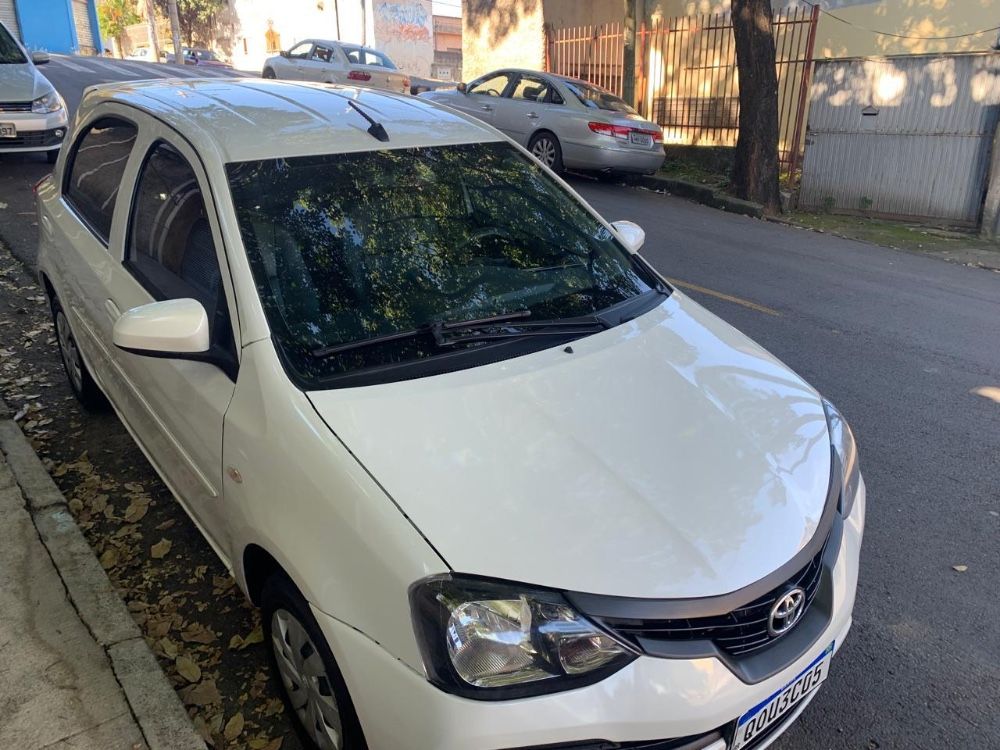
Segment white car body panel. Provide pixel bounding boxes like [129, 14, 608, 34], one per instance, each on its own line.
[34, 79, 863, 750]
[321, 480, 864, 749]
[308, 292, 831, 600]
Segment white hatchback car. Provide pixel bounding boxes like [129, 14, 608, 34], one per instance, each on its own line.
[36, 79, 865, 750]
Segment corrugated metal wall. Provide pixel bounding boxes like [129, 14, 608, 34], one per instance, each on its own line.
[799, 52, 1000, 224]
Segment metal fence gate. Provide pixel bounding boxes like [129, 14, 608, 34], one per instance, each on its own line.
[546, 22, 627, 98]
[799, 53, 1000, 224]
[545, 6, 819, 175]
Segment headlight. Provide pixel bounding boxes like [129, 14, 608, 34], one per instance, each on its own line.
[410, 575, 636, 699]
[32, 91, 65, 114]
[824, 399, 861, 516]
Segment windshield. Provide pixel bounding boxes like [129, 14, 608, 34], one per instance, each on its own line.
[564, 81, 637, 114]
[0, 24, 27, 64]
[227, 142, 661, 387]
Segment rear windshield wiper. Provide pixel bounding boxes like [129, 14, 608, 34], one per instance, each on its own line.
[311, 309, 609, 358]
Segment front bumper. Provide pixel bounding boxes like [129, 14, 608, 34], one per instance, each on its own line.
[316, 481, 865, 750]
[0, 110, 68, 153]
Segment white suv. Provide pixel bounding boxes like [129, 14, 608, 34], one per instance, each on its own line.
[36, 79, 865, 750]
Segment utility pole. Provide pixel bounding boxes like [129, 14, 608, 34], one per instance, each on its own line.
[144, 0, 160, 62]
[360, 0, 367, 45]
[622, 0, 636, 106]
[167, 0, 183, 64]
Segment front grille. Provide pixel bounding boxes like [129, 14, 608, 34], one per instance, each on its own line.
[600, 536, 829, 658]
[0, 102, 32, 112]
[0, 128, 64, 148]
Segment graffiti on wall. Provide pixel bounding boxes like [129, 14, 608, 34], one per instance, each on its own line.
[373, 0, 433, 78]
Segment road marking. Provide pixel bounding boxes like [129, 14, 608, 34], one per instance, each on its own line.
[667, 277, 782, 317]
[51, 55, 91, 72]
[971, 386, 1000, 404]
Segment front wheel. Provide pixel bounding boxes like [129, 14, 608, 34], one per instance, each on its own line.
[261, 575, 368, 750]
[52, 298, 107, 411]
[46, 149, 58, 164]
[528, 131, 564, 174]
[262, 67, 276, 79]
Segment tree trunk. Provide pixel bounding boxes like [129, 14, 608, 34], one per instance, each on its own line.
[622, 0, 636, 107]
[731, 0, 781, 214]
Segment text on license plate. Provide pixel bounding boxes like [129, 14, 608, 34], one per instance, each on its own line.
[629, 131, 653, 146]
[732, 642, 834, 749]
[0, 123, 16, 138]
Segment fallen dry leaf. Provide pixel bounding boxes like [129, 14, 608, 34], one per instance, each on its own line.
[99, 547, 119, 570]
[223, 711, 245, 741]
[150, 538, 172, 559]
[179, 678, 222, 707]
[175, 655, 202, 683]
[159, 637, 179, 659]
[123, 496, 150, 523]
[181, 622, 217, 644]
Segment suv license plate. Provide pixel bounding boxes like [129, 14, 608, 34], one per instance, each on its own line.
[732, 642, 834, 749]
[629, 131, 653, 146]
[0, 123, 16, 138]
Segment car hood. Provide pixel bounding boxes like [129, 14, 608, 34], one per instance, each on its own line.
[0, 63, 48, 102]
[307, 292, 832, 599]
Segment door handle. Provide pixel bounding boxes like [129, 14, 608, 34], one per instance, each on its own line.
[104, 299, 121, 323]
[526, 112, 539, 119]
[480, 104, 493, 112]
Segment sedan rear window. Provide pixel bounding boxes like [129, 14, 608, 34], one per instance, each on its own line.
[226, 142, 661, 387]
[564, 81, 637, 114]
[0, 23, 27, 64]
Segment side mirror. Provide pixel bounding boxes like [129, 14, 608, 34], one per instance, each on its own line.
[31, 51, 50, 65]
[113, 299, 209, 357]
[456, 82, 467, 94]
[279, 50, 290, 58]
[611, 220, 646, 254]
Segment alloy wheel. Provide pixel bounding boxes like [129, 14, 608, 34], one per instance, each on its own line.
[56, 309, 84, 394]
[271, 608, 344, 750]
[531, 137, 557, 167]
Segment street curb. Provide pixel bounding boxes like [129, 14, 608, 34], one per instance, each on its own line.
[0, 417, 205, 750]
[626, 174, 765, 219]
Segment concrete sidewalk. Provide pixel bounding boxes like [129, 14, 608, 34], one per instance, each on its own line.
[0, 416, 204, 750]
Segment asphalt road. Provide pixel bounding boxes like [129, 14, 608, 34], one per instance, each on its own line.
[2, 56, 999, 750]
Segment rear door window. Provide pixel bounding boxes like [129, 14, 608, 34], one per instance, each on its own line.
[63, 118, 138, 243]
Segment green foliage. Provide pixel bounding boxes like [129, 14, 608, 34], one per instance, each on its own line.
[153, 0, 224, 44]
[98, 0, 140, 40]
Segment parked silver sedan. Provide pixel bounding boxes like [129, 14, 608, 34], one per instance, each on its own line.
[263, 39, 409, 95]
[420, 68, 664, 175]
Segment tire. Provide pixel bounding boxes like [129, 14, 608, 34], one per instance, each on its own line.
[46, 150, 58, 164]
[262, 67, 276, 79]
[528, 131, 564, 174]
[261, 574, 368, 750]
[51, 297, 107, 411]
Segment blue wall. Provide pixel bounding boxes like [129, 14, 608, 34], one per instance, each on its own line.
[15, 0, 103, 55]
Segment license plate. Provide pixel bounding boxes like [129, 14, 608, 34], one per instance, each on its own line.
[732, 642, 834, 749]
[629, 131, 653, 146]
[0, 123, 16, 138]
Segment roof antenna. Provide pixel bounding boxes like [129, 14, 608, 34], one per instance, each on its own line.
[347, 100, 389, 142]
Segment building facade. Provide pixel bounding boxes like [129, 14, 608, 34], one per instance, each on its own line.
[219, 0, 433, 77]
[432, 13, 461, 80]
[0, 0, 102, 55]
[464, 0, 1000, 80]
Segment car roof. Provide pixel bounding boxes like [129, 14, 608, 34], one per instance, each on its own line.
[480, 68, 611, 92]
[79, 78, 500, 163]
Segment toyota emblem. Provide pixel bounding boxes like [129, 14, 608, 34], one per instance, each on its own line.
[768, 587, 806, 636]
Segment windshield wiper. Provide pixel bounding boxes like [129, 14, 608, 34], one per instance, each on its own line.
[311, 310, 534, 358]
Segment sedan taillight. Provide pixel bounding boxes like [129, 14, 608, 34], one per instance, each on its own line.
[348, 70, 372, 81]
[588, 122, 664, 143]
